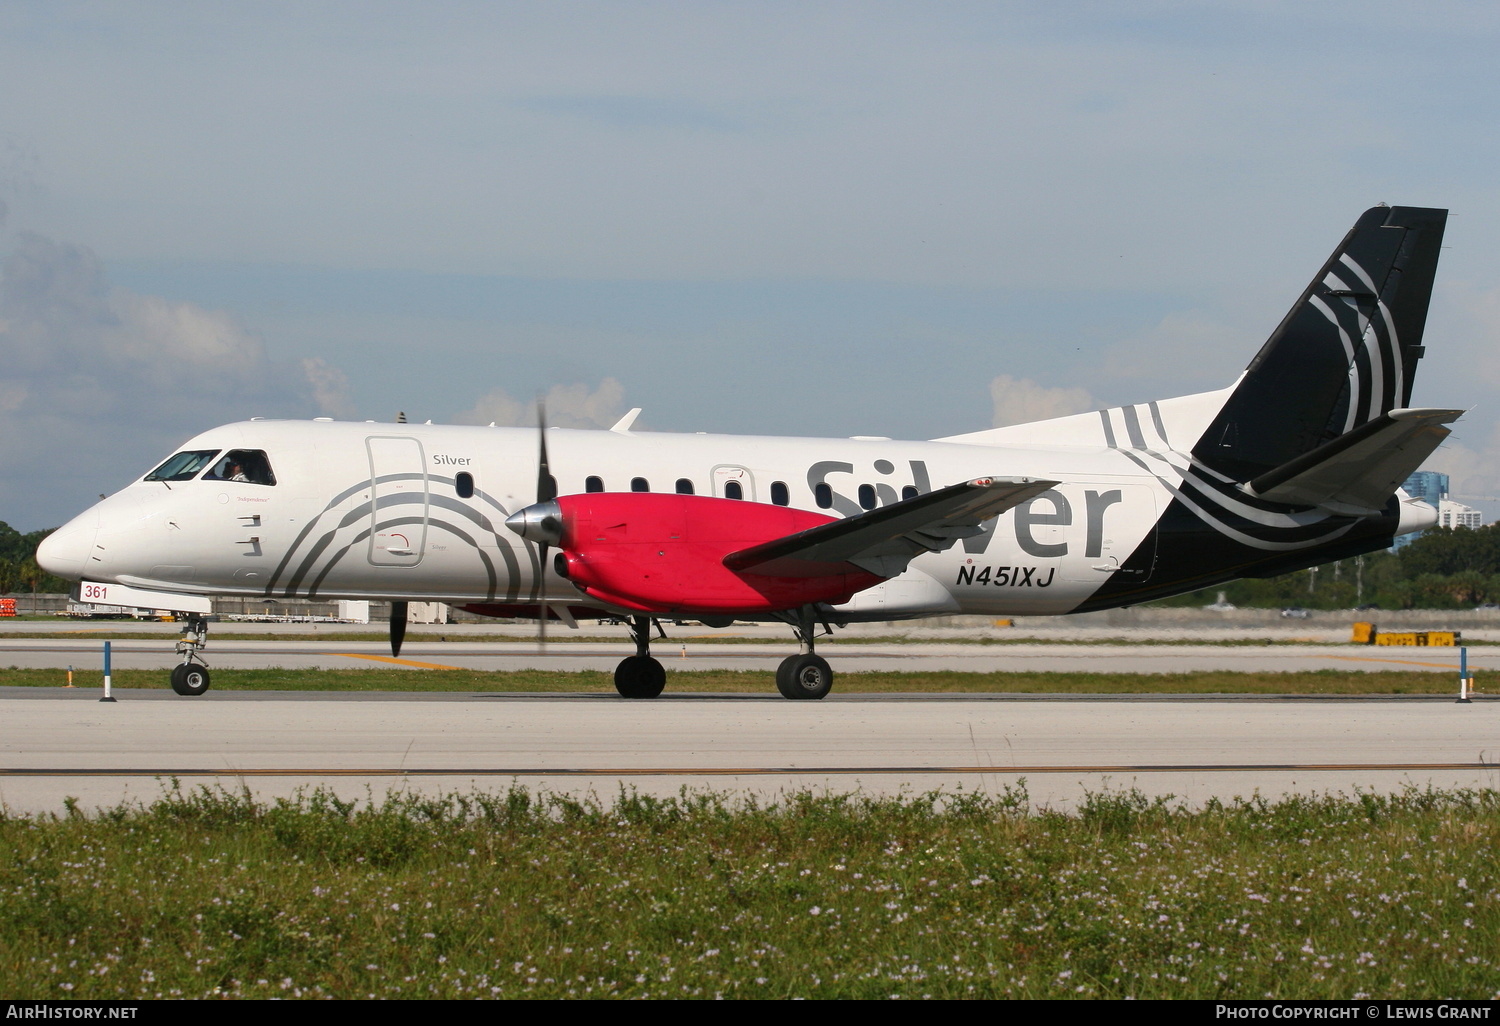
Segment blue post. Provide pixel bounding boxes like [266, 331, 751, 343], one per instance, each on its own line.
[100, 640, 116, 703]
[1458, 645, 1472, 704]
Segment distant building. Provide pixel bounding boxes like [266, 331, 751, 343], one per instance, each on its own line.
[1437, 497, 1483, 530]
[1403, 470, 1449, 508]
[1393, 471, 1472, 550]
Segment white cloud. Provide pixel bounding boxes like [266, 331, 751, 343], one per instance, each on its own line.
[300, 356, 356, 420]
[457, 377, 627, 430]
[988, 375, 1094, 427]
[1421, 414, 1500, 507]
[0, 231, 351, 528]
[458, 388, 526, 428]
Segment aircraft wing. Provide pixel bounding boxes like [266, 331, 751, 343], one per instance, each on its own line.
[1242, 407, 1463, 515]
[722, 476, 1059, 579]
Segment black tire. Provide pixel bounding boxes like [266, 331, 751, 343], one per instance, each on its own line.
[170, 663, 211, 696]
[775, 654, 833, 700]
[614, 655, 666, 698]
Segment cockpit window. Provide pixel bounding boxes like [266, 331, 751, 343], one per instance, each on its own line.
[205, 449, 277, 486]
[145, 450, 220, 482]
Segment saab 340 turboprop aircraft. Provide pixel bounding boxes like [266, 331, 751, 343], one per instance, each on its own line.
[38, 205, 1458, 700]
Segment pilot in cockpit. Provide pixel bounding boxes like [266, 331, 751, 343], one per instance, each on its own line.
[206, 451, 271, 485]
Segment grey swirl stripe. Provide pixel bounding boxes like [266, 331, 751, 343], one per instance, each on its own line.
[264, 476, 384, 593]
[1147, 401, 1169, 449]
[1121, 405, 1147, 450]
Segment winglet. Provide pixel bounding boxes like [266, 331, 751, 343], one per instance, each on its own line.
[610, 408, 643, 433]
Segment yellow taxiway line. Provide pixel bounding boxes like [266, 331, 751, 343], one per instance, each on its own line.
[1322, 654, 1470, 670]
[331, 653, 465, 671]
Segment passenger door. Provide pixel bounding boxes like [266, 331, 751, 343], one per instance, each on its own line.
[366, 436, 429, 567]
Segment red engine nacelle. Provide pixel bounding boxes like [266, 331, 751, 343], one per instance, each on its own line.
[553, 493, 883, 615]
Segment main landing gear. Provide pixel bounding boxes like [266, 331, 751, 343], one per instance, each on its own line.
[170, 615, 212, 696]
[614, 615, 666, 698]
[609, 607, 838, 700]
[774, 605, 835, 701]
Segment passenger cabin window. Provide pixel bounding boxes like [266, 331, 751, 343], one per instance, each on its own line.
[814, 482, 833, 509]
[724, 481, 743, 500]
[902, 485, 919, 501]
[675, 479, 694, 495]
[858, 484, 877, 510]
[585, 476, 604, 493]
[631, 477, 650, 492]
[455, 472, 475, 499]
[770, 481, 789, 506]
[145, 449, 220, 482]
[205, 450, 277, 486]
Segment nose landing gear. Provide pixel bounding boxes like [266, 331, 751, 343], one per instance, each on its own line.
[170, 615, 212, 696]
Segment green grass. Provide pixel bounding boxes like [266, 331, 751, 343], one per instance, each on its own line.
[0, 666, 1475, 694]
[1, 782, 1496, 999]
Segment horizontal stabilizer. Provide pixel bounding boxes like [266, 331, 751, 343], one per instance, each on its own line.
[724, 476, 1058, 579]
[1241, 407, 1463, 515]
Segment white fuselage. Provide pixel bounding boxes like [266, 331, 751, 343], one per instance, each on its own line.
[42, 418, 1173, 620]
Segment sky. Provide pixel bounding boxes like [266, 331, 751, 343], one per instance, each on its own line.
[3, 2, 1500, 530]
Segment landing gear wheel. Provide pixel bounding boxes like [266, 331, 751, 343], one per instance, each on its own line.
[614, 655, 666, 698]
[170, 663, 211, 697]
[776, 654, 833, 700]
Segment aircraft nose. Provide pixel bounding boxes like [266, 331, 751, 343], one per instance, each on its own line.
[37, 509, 100, 581]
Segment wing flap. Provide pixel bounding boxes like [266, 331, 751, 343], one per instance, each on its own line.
[723, 476, 1059, 579]
[1242, 407, 1463, 515]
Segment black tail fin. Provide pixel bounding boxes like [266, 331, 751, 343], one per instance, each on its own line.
[1194, 204, 1447, 481]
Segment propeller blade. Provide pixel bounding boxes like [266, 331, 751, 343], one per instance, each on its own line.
[534, 399, 553, 650]
[537, 400, 556, 502]
[390, 600, 408, 657]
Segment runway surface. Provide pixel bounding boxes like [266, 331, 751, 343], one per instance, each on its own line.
[0, 635, 1488, 675]
[3, 688, 1496, 815]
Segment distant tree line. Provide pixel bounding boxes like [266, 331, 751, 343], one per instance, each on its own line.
[1153, 525, 1500, 610]
[0, 521, 70, 597]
